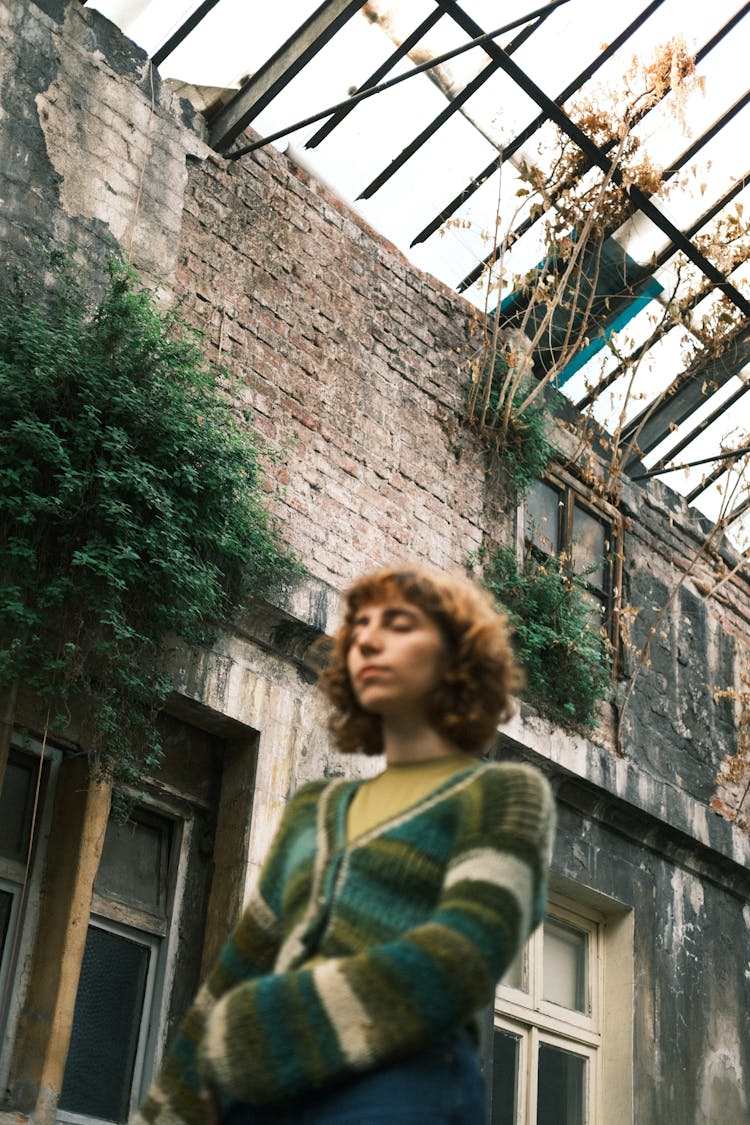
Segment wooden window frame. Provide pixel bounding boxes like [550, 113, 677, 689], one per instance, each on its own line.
[519, 465, 624, 677]
[492, 884, 633, 1125]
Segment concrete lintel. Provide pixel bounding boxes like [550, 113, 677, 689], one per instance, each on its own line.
[500, 706, 750, 878]
[209, 0, 364, 151]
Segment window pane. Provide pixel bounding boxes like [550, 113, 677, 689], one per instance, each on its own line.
[0, 890, 11, 952]
[526, 480, 561, 555]
[492, 1029, 520, 1125]
[59, 926, 150, 1122]
[0, 757, 35, 862]
[571, 504, 606, 588]
[543, 919, 587, 1011]
[95, 813, 170, 914]
[537, 1044, 586, 1125]
[501, 944, 526, 991]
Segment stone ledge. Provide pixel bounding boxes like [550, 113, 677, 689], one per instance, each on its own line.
[501, 706, 750, 877]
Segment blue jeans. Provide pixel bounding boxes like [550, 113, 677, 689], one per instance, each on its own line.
[221, 1029, 485, 1124]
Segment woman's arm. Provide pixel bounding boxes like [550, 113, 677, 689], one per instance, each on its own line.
[197, 764, 555, 1106]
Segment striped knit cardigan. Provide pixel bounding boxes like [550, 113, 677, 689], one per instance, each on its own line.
[133, 761, 555, 1125]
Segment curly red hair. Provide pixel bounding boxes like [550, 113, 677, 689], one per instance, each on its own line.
[317, 566, 522, 756]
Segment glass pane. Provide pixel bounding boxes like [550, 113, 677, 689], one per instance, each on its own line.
[0, 757, 35, 862]
[571, 504, 606, 588]
[492, 1029, 520, 1125]
[501, 943, 526, 991]
[0, 886, 12, 976]
[59, 926, 150, 1122]
[95, 814, 170, 914]
[526, 480, 561, 555]
[543, 919, 587, 1012]
[0, 888, 15, 1028]
[537, 1043, 586, 1125]
[0, 889, 12, 955]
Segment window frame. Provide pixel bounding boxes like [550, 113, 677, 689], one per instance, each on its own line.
[492, 884, 633, 1125]
[519, 465, 624, 676]
[55, 915, 162, 1125]
[497, 891, 604, 1046]
[56, 802, 184, 1125]
[0, 739, 60, 1075]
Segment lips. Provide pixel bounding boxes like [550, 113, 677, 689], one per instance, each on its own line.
[357, 665, 387, 682]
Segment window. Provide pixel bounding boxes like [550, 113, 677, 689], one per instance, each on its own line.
[522, 469, 623, 669]
[0, 748, 47, 1039]
[491, 888, 633, 1125]
[58, 809, 176, 1125]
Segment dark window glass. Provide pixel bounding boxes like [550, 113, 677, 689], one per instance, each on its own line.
[526, 480, 561, 555]
[571, 504, 606, 589]
[0, 757, 36, 862]
[95, 814, 170, 914]
[0, 889, 12, 957]
[491, 1028, 520, 1125]
[59, 926, 150, 1122]
[537, 1043, 586, 1125]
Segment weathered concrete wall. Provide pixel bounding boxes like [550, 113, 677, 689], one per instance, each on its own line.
[174, 128, 750, 823]
[2, 3, 750, 1122]
[550, 789, 750, 1125]
[0, 0, 207, 283]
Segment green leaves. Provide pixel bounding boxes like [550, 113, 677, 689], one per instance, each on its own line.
[475, 545, 610, 732]
[0, 251, 298, 794]
[469, 353, 553, 498]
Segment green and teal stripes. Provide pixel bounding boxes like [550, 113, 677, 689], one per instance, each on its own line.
[132, 762, 554, 1122]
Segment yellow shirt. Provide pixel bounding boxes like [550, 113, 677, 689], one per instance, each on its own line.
[346, 754, 476, 843]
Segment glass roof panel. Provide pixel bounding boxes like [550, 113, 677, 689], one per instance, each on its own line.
[85, 0, 750, 545]
[586, 323, 694, 431]
[642, 372, 750, 469]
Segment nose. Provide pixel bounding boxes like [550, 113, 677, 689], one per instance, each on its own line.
[355, 621, 382, 654]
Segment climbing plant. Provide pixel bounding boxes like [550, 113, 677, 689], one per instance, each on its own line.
[0, 251, 298, 798]
[473, 545, 611, 732]
[469, 351, 553, 497]
[464, 38, 707, 494]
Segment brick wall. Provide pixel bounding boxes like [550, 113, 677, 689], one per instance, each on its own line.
[176, 151, 493, 585]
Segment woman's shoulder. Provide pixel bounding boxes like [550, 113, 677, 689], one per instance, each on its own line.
[465, 759, 554, 812]
[287, 775, 354, 814]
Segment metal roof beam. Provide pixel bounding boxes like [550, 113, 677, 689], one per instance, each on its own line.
[410, 0, 667, 248]
[210, 0, 365, 152]
[227, 2, 575, 160]
[357, 0, 549, 201]
[151, 0, 222, 68]
[574, 163, 750, 410]
[495, 82, 750, 300]
[305, 7, 446, 148]
[446, 40, 750, 320]
[447, 3, 750, 289]
[725, 491, 750, 525]
[629, 381, 750, 480]
[622, 331, 750, 469]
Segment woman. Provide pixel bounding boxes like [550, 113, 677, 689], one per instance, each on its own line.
[133, 566, 555, 1125]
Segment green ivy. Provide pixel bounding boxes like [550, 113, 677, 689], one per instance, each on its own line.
[473, 544, 610, 732]
[0, 251, 299, 797]
[470, 353, 553, 497]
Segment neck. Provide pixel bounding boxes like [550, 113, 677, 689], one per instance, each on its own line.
[381, 715, 460, 766]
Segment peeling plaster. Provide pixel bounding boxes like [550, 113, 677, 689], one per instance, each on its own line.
[697, 1016, 748, 1124]
[34, 5, 207, 280]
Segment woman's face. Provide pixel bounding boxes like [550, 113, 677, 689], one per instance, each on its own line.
[346, 595, 447, 720]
